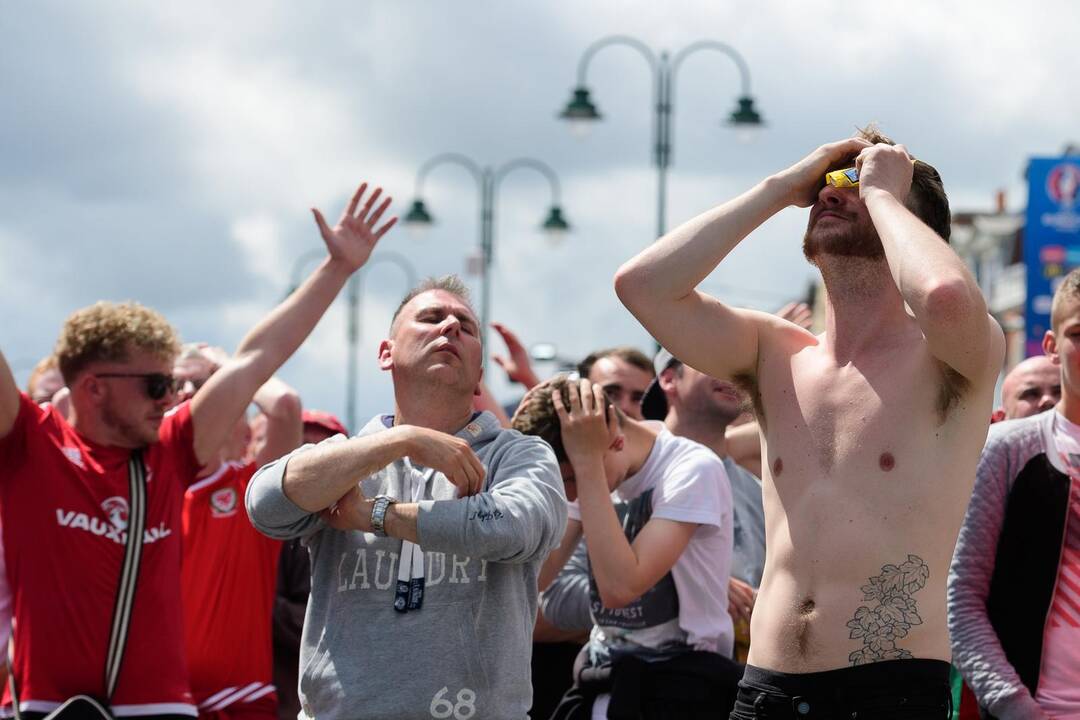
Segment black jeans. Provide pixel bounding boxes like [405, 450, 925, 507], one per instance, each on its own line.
[729, 660, 952, 719]
[551, 648, 742, 720]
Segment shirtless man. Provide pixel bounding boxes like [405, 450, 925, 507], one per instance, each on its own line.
[615, 129, 1003, 717]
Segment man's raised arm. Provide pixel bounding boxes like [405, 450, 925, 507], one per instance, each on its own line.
[250, 377, 303, 468]
[0, 349, 19, 439]
[191, 182, 396, 467]
[614, 138, 870, 381]
[858, 144, 1004, 383]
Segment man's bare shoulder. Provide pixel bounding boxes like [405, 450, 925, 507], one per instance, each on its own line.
[732, 318, 818, 421]
[751, 313, 820, 365]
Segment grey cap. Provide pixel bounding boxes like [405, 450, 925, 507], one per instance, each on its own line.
[639, 348, 680, 421]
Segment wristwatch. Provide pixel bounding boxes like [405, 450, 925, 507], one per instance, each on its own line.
[370, 494, 396, 537]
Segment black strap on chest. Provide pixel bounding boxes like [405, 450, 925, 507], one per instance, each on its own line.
[103, 449, 147, 698]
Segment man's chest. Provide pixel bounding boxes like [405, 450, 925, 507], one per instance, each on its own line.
[758, 347, 948, 475]
[5, 442, 185, 565]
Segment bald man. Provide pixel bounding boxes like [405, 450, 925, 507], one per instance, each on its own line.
[992, 356, 1060, 422]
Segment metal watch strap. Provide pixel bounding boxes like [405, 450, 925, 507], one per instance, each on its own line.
[370, 495, 395, 537]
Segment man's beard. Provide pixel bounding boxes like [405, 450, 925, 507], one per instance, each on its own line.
[802, 219, 884, 264]
[687, 393, 744, 428]
[102, 396, 157, 447]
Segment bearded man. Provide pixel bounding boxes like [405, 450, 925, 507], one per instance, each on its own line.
[615, 128, 1003, 718]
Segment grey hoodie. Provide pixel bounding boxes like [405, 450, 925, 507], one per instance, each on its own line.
[246, 411, 567, 720]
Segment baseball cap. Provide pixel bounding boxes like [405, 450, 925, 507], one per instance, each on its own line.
[302, 409, 349, 437]
[639, 348, 680, 421]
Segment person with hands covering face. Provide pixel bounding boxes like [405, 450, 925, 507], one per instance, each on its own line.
[246, 275, 567, 720]
[639, 348, 767, 665]
[616, 126, 1004, 718]
[513, 376, 740, 720]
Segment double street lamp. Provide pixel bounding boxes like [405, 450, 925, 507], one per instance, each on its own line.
[403, 153, 570, 356]
[558, 36, 764, 239]
[287, 249, 417, 432]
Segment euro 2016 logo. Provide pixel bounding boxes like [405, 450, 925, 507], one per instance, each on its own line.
[1047, 163, 1080, 210]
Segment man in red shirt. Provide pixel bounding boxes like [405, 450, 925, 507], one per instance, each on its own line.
[181, 365, 302, 720]
[0, 181, 396, 719]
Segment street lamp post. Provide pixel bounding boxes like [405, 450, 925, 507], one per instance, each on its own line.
[285, 250, 417, 432]
[403, 153, 570, 356]
[559, 36, 763, 239]
[344, 252, 417, 433]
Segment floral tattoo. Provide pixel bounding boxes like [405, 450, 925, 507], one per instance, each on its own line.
[846, 554, 929, 665]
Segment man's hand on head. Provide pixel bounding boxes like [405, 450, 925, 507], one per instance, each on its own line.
[311, 181, 398, 274]
[855, 143, 914, 205]
[553, 379, 618, 472]
[395, 425, 485, 497]
[775, 138, 873, 208]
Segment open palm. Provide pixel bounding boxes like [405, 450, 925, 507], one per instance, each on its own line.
[312, 182, 398, 272]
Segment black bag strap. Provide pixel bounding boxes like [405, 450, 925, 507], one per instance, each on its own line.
[103, 449, 147, 700]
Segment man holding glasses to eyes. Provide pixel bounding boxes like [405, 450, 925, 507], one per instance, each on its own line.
[616, 128, 1003, 717]
[0, 181, 396, 719]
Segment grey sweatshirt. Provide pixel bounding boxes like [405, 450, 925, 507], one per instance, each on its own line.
[246, 411, 567, 720]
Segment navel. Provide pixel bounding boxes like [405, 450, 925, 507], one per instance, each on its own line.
[772, 457, 783, 477]
[879, 452, 896, 472]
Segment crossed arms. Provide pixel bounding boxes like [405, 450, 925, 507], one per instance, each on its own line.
[247, 423, 567, 565]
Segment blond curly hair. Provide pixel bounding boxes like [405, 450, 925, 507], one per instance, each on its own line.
[55, 301, 181, 383]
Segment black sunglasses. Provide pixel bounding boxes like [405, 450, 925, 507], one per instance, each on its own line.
[95, 373, 182, 400]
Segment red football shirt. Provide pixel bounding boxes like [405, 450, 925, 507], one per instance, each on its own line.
[181, 461, 280, 715]
[0, 392, 201, 717]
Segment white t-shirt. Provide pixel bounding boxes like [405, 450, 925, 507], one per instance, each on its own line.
[569, 424, 734, 658]
[1034, 412, 1080, 718]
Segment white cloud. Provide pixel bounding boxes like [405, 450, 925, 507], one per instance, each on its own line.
[230, 214, 287, 283]
[4, 0, 1080, 418]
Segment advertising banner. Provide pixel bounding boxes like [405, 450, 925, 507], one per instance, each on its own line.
[1024, 157, 1080, 356]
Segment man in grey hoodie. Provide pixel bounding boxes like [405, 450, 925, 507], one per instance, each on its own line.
[246, 275, 567, 720]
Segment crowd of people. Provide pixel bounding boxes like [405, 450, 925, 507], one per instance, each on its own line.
[1, 128, 1076, 720]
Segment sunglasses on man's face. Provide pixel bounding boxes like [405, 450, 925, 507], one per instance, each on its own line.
[95, 373, 182, 400]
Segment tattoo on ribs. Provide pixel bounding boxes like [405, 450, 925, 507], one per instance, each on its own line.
[846, 554, 929, 665]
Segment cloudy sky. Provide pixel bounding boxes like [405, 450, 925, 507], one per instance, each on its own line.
[2, 1, 1077, 428]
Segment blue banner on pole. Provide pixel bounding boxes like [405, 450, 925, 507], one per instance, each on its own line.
[1024, 157, 1080, 357]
